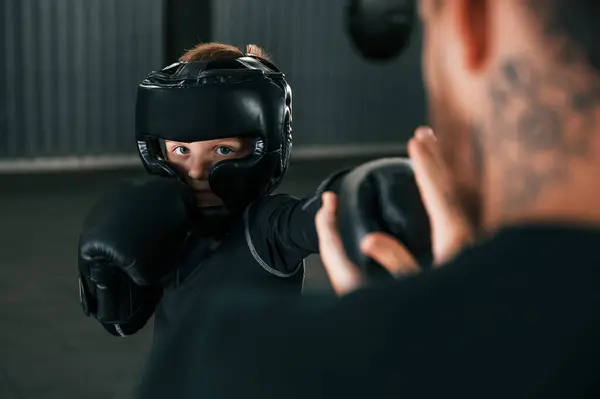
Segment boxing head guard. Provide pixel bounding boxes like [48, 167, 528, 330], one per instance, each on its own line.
[135, 55, 292, 212]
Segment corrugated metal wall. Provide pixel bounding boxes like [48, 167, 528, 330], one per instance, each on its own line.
[0, 0, 425, 167]
[212, 0, 426, 149]
[0, 0, 164, 160]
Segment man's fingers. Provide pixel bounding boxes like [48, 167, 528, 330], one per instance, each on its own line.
[408, 126, 474, 264]
[315, 192, 364, 295]
[408, 128, 453, 214]
[315, 192, 337, 231]
[360, 232, 420, 276]
[414, 126, 444, 168]
[409, 127, 472, 232]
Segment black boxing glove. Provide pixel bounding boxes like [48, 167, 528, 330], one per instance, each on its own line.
[335, 157, 432, 279]
[315, 168, 353, 197]
[78, 176, 196, 335]
[78, 271, 162, 337]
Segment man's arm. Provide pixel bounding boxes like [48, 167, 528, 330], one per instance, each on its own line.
[245, 169, 350, 273]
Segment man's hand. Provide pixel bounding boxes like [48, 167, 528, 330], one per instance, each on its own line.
[405, 127, 474, 265]
[315, 127, 474, 295]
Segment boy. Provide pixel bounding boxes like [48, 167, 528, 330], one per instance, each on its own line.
[77, 43, 345, 337]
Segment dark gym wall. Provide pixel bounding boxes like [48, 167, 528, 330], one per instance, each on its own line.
[164, 0, 212, 64]
[0, 0, 425, 163]
[0, 0, 5, 151]
[0, 0, 164, 160]
[211, 0, 426, 151]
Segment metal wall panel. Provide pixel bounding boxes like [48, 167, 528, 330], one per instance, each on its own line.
[0, 0, 425, 168]
[212, 0, 426, 149]
[0, 0, 164, 159]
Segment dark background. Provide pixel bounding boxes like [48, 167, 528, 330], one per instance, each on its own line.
[0, 0, 426, 397]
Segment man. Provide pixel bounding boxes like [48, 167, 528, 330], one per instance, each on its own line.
[137, 1, 600, 398]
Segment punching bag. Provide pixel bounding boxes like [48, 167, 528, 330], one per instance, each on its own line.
[345, 0, 417, 62]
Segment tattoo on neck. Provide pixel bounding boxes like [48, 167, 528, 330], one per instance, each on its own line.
[486, 55, 600, 215]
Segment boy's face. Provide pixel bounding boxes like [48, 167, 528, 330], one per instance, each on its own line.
[165, 137, 254, 207]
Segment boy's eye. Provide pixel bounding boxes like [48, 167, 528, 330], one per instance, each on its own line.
[174, 146, 190, 155]
[215, 146, 234, 156]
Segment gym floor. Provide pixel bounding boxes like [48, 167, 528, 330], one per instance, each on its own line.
[0, 157, 375, 399]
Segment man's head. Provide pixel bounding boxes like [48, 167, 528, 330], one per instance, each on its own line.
[418, 0, 600, 230]
[163, 43, 272, 208]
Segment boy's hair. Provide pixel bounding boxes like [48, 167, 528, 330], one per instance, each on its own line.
[178, 42, 272, 63]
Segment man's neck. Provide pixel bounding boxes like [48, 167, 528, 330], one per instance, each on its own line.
[482, 157, 600, 232]
[475, 47, 600, 232]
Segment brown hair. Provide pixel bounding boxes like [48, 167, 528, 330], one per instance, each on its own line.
[178, 42, 272, 63]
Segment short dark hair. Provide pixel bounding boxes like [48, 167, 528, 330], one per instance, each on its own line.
[527, 0, 600, 71]
[179, 42, 272, 63]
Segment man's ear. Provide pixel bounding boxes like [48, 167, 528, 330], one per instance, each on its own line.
[456, 0, 490, 72]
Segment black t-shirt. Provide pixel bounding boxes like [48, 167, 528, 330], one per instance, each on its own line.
[151, 192, 322, 342]
[137, 224, 600, 399]
[94, 190, 323, 337]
